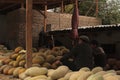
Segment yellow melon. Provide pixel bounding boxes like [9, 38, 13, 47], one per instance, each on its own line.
[79, 67, 90, 72]
[19, 60, 26, 67]
[32, 56, 45, 64]
[8, 67, 16, 75]
[46, 55, 56, 64]
[3, 66, 12, 75]
[64, 72, 73, 80]
[10, 53, 19, 60]
[77, 71, 92, 80]
[32, 63, 41, 67]
[18, 68, 26, 74]
[25, 67, 48, 77]
[8, 61, 15, 66]
[28, 75, 47, 80]
[42, 62, 52, 69]
[13, 61, 19, 67]
[19, 72, 28, 80]
[51, 66, 70, 80]
[14, 46, 23, 53]
[3, 58, 12, 64]
[0, 65, 8, 73]
[16, 54, 25, 62]
[13, 67, 23, 77]
[91, 67, 103, 74]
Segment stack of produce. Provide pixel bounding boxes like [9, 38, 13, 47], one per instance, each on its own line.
[18, 66, 120, 80]
[0, 46, 26, 77]
[0, 46, 70, 78]
[105, 58, 120, 70]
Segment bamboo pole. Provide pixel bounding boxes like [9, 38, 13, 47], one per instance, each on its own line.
[26, 0, 32, 68]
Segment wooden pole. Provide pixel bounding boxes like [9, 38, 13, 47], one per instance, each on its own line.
[61, 0, 64, 13]
[26, 0, 32, 68]
[96, 0, 98, 17]
[44, 2, 47, 33]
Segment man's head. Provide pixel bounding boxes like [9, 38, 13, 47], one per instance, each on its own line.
[78, 35, 89, 43]
[90, 40, 99, 48]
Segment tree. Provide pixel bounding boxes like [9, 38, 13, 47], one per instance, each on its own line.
[99, 0, 120, 24]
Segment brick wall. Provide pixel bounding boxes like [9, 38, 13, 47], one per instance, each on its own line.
[0, 9, 101, 49]
[47, 12, 102, 30]
[0, 15, 7, 44]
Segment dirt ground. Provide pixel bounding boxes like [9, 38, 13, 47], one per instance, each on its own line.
[0, 74, 20, 80]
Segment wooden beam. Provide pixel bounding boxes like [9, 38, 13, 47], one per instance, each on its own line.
[0, 0, 24, 3]
[95, 0, 98, 17]
[26, 0, 32, 68]
[61, 0, 64, 13]
[44, 3, 47, 33]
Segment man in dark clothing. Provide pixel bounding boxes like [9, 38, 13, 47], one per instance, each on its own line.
[90, 40, 106, 68]
[60, 35, 94, 71]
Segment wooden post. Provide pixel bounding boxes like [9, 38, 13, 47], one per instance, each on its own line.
[44, 2, 47, 33]
[61, 0, 64, 13]
[96, 0, 98, 17]
[26, 0, 32, 68]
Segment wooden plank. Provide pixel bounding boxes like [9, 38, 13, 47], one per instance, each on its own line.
[26, 0, 33, 68]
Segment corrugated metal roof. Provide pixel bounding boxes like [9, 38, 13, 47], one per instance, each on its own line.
[51, 24, 120, 31]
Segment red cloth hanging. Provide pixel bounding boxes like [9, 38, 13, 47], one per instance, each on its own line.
[71, 0, 79, 40]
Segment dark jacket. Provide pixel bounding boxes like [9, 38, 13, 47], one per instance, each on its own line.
[61, 42, 93, 71]
[92, 47, 106, 68]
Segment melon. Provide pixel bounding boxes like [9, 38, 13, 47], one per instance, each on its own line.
[104, 75, 119, 80]
[46, 55, 56, 64]
[42, 62, 52, 69]
[0, 65, 8, 73]
[10, 53, 19, 60]
[16, 54, 25, 62]
[8, 67, 16, 75]
[87, 74, 104, 80]
[19, 60, 26, 67]
[32, 56, 45, 64]
[19, 72, 28, 80]
[8, 61, 15, 66]
[13, 61, 19, 67]
[51, 66, 70, 80]
[91, 67, 103, 74]
[3, 66, 12, 75]
[69, 70, 86, 80]
[64, 72, 73, 80]
[14, 46, 23, 53]
[3, 58, 12, 64]
[47, 69, 55, 77]
[25, 67, 48, 77]
[32, 63, 41, 67]
[18, 68, 26, 74]
[13, 67, 23, 77]
[28, 75, 47, 80]
[79, 67, 90, 72]
[77, 71, 92, 80]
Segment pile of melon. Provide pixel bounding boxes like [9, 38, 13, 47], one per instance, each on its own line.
[105, 58, 120, 70]
[0, 45, 13, 54]
[0, 46, 70, 78]
[18, 66, 120, 80]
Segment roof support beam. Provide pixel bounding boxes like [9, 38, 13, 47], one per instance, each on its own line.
[44, 2, 47, 33]
[26, 0, 32, 68]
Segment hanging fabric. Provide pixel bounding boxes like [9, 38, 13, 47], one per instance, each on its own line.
[71, 0, 79, 45]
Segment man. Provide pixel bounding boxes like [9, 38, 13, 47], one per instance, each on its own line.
[60, 35, 94, 71]
[90, 40, 106, 68]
